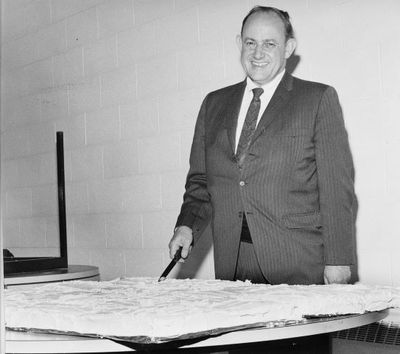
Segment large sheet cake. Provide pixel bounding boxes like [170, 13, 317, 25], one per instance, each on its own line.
[4, 277, 399, 341]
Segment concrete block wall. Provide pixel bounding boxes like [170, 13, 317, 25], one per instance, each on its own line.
[1, 0, 400, 285]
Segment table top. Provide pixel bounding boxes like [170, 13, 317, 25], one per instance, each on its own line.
[4, 265, 100, 287]
[5, 310, 388, 353]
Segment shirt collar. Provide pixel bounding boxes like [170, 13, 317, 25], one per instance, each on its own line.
[246, 69, 285, 94]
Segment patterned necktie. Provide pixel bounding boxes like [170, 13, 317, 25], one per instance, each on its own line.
[236, 87, 264, 160]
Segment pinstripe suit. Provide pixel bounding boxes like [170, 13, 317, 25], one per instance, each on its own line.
[176, 72, 356, 285]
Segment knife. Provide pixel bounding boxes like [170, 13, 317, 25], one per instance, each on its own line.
[158, 247, 183, 282]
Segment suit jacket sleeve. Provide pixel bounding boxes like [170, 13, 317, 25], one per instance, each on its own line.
[175, 95, 212, 242]
[315, 86, 356, 265]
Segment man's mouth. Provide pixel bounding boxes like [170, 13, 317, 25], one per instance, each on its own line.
[251, 61, 268, 67]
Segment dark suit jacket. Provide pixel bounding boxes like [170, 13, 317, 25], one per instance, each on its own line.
[176, 72, 356, 285]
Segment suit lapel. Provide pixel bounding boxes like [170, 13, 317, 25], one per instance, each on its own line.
[222, 80, 246, 154]
[252, 72, 293, 142]
[218, 74, 293, 155]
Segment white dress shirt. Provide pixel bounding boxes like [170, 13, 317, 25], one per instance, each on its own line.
[235, 70, 285, 152]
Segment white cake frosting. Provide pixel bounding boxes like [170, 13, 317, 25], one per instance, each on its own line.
[4, 277, 397, 339]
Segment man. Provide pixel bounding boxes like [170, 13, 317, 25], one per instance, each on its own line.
[169, 6, 356, 285]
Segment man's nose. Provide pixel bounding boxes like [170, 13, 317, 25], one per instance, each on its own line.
[253, 44, 264, 58]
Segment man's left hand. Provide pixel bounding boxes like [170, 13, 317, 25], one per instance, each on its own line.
[324, 265, 351, 284]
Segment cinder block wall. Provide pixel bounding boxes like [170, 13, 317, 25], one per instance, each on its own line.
[1, 0, 400, 285]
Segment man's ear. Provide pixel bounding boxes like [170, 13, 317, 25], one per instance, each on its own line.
[236, 34, 243, 51]
[284, 38, 297, 59]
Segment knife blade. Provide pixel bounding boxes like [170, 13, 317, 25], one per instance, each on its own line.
[158, 247, 183, 282]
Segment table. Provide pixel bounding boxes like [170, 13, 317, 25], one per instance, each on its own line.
[4, 265, 100, 288]
[5, 310, 388, 353]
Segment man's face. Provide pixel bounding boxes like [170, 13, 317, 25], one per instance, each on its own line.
[237, 12, 296, 85]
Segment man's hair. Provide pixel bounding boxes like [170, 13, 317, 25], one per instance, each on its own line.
[241, 6, 295, 41]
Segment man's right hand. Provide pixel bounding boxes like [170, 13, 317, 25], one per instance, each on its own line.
[168, 226, 193, 262]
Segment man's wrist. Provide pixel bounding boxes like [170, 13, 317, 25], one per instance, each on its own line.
[174, 225, 193, 233]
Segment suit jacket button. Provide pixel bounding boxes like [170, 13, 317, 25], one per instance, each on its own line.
[239, 181, 245, 186]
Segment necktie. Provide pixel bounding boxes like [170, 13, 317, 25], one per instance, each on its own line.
[236, 88, 264, 161]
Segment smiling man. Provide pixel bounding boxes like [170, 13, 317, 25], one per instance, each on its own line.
[237, 8, 296, 86]
[169, 6, 357, 286]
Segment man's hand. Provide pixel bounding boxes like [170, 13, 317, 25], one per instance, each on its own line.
[324, 265, 351, 284]
[168, 226, 193, 262]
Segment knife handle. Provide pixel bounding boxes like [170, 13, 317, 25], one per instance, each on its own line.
[173, 246, 183, 262]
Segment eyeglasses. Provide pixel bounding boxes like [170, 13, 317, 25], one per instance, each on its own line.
[243, 39, 280, 52]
